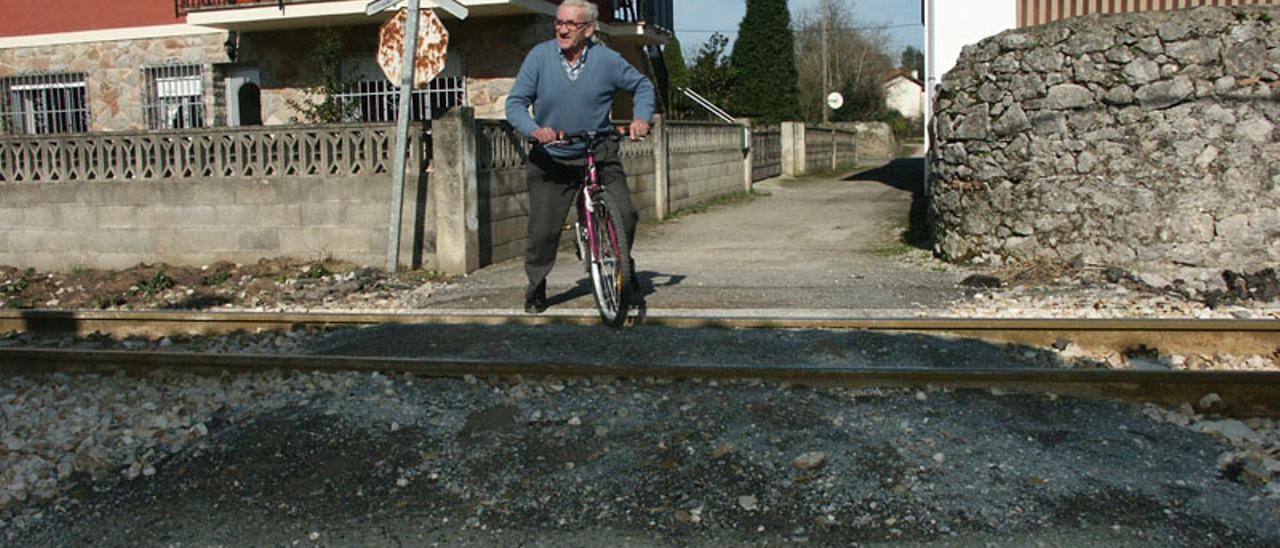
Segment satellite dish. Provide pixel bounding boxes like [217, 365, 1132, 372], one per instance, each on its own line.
[826, 92, 844, 110]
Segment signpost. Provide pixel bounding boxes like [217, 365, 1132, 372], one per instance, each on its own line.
[369, 0, 468, 272]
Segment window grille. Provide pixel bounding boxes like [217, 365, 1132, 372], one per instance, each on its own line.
[333, 76, 466, 123]
[143, 64, 206, 129]
[0, 73, 90, 135]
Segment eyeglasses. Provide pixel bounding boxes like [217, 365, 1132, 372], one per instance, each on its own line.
[555, 19, 590, 31]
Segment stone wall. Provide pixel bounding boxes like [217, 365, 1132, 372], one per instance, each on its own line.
[930, 6, 1280, 278]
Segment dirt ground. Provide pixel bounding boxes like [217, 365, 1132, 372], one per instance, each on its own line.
[0, 258, 445, 312]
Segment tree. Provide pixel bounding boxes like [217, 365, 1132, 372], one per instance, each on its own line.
[728, 0, 800, 121]
[662, 36, 693, 119]
[792, 0, 893, 124]
[684, 32, 735, 120]
[900, 46, 924, 79]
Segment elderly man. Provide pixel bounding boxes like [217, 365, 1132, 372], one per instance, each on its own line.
[505, 0, 656, 314]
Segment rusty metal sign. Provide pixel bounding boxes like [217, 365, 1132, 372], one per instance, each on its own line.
[378, 7, 449, 89]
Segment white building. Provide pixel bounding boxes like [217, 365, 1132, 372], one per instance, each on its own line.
[883, 69, 924, 119]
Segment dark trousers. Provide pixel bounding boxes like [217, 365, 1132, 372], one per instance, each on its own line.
[524, 139, 637, 299]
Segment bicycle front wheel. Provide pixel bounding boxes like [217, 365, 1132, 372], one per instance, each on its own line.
[587, 191, 632, 328]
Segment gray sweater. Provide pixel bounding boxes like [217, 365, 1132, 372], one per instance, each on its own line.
[505, 40, 656, 158]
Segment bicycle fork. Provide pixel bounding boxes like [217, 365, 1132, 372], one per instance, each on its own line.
[574, 158, 599, 271]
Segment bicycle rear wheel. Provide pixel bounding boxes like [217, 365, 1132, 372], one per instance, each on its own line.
[587, 190, 632, 327]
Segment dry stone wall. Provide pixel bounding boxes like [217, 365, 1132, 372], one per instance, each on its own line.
[930, 7, 1280, 279]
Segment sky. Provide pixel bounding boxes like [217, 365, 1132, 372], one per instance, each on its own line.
[672, 0, 923, 58]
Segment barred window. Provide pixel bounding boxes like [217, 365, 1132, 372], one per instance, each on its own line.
[335, 54, 466, 123]
[1, 73, 90, 135]
[334, 76, 466, 123]
[143, 64, 205, 129]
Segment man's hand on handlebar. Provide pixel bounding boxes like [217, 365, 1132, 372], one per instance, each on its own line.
[531, 127, 559, 145]
[629, 119, 650, 141]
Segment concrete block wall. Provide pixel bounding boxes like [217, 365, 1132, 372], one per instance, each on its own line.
[666, 123, 745, 212]
[0, 176, 420, 270]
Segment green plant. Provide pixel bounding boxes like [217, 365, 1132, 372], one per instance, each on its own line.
[91, 294, 127, 309]
[68, 264, 93, 280]
[880, 111, 924, 141]
[286, 27, 359, 123]
[200, 272, 232, 286]
[301, 264, 332, 279]
[129, 270, 174, 297]
[1, 268, 33, 296]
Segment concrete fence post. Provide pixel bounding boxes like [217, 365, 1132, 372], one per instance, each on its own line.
[781, 121, 805, 177]
[652, 114, 669, 220]
[830, 128, 837, 172]
[430, 107, 479, 275]
[740, 118, 753, 192]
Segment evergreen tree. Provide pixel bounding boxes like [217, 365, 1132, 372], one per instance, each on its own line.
[662, 36, 692, 119]
[900, 46, 924, 78]
[686, 33, 735, 119]
[728, 0, 800, 121]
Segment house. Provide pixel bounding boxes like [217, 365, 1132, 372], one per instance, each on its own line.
[882, 69, 923, 119]
[922, 0, 1280, 145]
[0, 0, 672, 134]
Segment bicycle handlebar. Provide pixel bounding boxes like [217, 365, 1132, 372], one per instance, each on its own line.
[527, 127, 642, 146]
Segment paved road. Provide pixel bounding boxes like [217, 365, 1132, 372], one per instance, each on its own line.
[423, 156, 968, 316]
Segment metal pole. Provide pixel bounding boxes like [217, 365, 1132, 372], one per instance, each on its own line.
[386, 0, 422, 273]
[821, 0, 830, 125]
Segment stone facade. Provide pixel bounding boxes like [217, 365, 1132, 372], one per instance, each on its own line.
[930, 6, 1280, 279]
[0, 33, 230, 131]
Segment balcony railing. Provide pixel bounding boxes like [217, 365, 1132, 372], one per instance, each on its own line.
[176, 0, 334, 15]
[178, 1, 673, 32]
[609, 0, 672, 32]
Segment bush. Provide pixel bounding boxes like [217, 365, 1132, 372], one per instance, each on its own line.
[880, 111, 924, 141]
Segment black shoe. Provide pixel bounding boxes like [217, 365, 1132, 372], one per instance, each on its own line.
[524, 283, 548, 314]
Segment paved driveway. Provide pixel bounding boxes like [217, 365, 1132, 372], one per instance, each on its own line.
[423, 156, 968, 315]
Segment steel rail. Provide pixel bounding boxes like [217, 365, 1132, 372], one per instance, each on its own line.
[1, 348, 1278, 417]
[2, 309, 1279, 355]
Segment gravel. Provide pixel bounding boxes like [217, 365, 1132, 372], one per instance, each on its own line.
[1, 320, 1278, 543]
[0, 371, 1277, 544]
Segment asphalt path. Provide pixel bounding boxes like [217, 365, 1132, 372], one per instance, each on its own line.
[423, 156, 969, 316]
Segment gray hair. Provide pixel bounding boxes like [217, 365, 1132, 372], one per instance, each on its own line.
[559, 0, 599, 25]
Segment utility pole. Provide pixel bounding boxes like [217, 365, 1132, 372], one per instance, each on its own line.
[821, 0, 830, 125]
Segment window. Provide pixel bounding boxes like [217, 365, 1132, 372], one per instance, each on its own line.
[143, 64, 205, 129]
[1, 73, 90, 135]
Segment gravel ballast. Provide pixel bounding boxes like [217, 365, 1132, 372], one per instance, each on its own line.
[1, 368, 1278, 545]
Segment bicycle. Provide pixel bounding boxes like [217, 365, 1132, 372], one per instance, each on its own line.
[538, 130, 634, 327]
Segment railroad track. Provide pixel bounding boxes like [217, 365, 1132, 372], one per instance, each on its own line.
[3, 308, 1279, 355]
[2, 309, 1278, 416]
